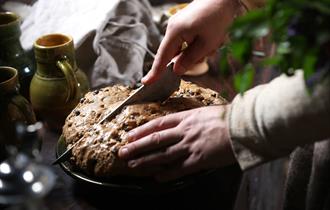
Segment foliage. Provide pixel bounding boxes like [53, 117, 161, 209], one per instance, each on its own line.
[222, 0, 330, 92]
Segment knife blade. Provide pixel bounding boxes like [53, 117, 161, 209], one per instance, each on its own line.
[53, 62, 180, 165]
[98, 62, 179, 124]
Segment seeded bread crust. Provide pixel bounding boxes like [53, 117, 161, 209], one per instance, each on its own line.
[62, 80, 226, 177]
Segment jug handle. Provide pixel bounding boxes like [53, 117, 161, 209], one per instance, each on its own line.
[56, 57, 78, 103]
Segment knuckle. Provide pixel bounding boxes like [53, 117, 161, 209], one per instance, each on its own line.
[181, 123, 193, 136]
[167, 17, 188, 34]
[167, 17, 177, 30]
[155, 117, 166, 130]
[153, 54, 162, 65]
[150, 132, 161, 145]
[194, 149, 205, 163]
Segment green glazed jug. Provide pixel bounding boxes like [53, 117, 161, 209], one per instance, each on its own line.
[0, 66, 37, 160]
[30, 33, 89, 131]
[0, 12, 36, 101]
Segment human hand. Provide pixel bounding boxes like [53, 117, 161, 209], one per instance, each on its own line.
[118, 105, 236, 182]
[142, 0, 239, 84]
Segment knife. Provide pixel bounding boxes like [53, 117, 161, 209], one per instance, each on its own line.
[53, 62, 180, 165]
[98, 62, 180, 124]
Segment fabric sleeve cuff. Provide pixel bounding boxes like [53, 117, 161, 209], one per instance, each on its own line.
[228, 86, 271, 170]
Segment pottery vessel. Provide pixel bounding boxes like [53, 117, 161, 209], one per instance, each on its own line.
[30, 33, 89, 131]
[0, 66, 37, 160]
[0, 12, 35, 100]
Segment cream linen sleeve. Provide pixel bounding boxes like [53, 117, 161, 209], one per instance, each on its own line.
[228, 71, 330, 170]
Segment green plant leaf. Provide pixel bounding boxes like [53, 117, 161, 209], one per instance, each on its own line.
[261, 56, 282, 67]
[222, 0, 330, 93]
[219, 46, 229, 75]
[303, 52, 317, 79]
[230, 40, 252, 64]
[276, 41, 291, 54]
[251, 24, 270, 37]
[234, 64, 255, 93]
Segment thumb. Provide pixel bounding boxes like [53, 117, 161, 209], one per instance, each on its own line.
[173, 38, 210, 75]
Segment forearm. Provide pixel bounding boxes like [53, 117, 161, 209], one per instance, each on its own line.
[228, 71, 330, 170]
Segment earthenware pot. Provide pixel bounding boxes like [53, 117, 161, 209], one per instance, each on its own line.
[30, 33, 89, 131]
[0, 66, 36, 161]
[0, 12, 35, 100]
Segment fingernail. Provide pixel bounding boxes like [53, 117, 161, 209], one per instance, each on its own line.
[126, 134, 132, 142]
[141, 76, 147, 84]
[126, 131, 135, 142]
[119, 147, 129, 158]
[128, 160, 137, 168]
[142, 74, 153, 84]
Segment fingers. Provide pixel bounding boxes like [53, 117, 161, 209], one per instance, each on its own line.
[127, 142, 188, 169]
[174, 37, 211, 75]
[126, 112, 185, 143]
[142, 30, 184, 85]
[118, 127, 182, 160]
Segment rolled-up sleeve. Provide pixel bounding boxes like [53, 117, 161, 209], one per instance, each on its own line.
[228, 71, 330, 170]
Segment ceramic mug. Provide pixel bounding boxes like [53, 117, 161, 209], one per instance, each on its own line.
[30, 33, 89, 131]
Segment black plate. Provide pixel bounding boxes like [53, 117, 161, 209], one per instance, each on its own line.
[56, 135, 214, 194]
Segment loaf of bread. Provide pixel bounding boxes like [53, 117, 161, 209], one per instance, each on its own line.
[62, 80, 226, 177]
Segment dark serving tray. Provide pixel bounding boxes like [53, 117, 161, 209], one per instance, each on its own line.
[56, 135, 216, 194]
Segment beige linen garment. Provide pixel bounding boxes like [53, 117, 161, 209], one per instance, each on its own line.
[230, 0, 330, 171]
[227, 1, 330, 209]
[228, 71, 330, 170]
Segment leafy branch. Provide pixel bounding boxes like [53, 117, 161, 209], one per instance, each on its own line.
[221, 0, 330, 92]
